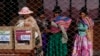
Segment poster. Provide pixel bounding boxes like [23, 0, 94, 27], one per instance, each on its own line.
[15, 30, 31, 41]
[0, 31, 10, 42]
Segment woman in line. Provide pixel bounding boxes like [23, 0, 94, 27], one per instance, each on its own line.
[46, 6, 72, 56]
[16, 6, 43, 56]
[72, 7, 94, 56]
[36, 7, 50, 56]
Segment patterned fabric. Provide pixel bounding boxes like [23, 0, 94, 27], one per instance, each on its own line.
[46, 33, 68, 56]
[72, 17, 94, 56]
[46, 16, 71, 56]
[72, 34, 93, 56]
[82, 17, 94, 42]
[82, 17, 94, 28]
[51, 16, 72, 33]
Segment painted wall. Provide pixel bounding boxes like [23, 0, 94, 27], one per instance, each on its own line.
[44, 0, 99, 19]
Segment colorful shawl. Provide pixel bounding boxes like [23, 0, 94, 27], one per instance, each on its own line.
[51, 16, 72, 33]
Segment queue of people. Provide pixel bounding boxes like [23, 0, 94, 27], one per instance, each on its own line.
[8, 5, 94, 56]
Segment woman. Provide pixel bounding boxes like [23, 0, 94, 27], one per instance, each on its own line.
[16, 7, 43, 56]
[46, 6, 72, 56]
[72, 7, 94, 56]
[36, 7, 50, 56]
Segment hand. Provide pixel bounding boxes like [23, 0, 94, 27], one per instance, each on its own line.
[34, 46, 43, 56]
[45, 29, 51, 33]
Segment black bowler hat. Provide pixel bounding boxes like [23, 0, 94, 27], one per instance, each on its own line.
[53, 6, 62, 13]
[80, 7, 88, 15]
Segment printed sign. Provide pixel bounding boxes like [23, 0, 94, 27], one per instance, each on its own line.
[0, 31, 10, 41]
[16, 30, 31, 41]
[21, 35, 30, 40]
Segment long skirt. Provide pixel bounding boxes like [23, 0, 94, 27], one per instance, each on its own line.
[42, 33, 48, 56]
[72, 34, 93, 56]
[46, 32, 68, 56]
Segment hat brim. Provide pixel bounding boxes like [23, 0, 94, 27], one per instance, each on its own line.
[18, 11, 33, 15]
[53, 10, 62, 13]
